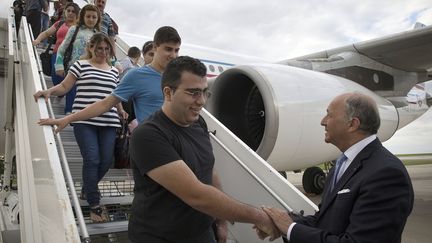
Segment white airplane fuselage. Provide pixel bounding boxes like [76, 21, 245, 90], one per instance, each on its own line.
[118, 31, 430, 172]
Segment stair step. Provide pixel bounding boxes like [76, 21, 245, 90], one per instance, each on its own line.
[84, 221, 129, 236]
[79, 195, 134, 206]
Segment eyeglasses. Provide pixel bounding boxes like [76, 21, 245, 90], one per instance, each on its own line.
[173, 88, 212, 99]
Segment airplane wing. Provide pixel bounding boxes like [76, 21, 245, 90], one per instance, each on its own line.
[284, 25, 432, 73]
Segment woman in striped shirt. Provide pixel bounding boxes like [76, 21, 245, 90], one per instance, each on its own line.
[34, 33, 127, 223]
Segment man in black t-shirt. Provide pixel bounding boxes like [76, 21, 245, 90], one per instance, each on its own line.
[129, 56, 280, 243]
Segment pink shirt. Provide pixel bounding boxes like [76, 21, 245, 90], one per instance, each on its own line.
[53, 21, 72, 53]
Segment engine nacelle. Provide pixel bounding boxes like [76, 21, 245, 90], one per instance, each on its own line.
[206, 63, 399, 171]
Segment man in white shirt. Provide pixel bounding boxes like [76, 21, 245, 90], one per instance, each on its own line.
[261, 92, 414, 243]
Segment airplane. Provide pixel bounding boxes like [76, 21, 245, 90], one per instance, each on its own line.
[118, 24, 432, 194]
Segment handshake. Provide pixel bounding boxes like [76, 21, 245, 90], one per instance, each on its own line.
[252, 206, 294, 241]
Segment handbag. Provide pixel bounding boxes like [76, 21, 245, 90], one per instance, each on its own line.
[63, 26, 79, 71]
[114, 119, 130, 169]
[39, 45, 52, 76]
[40, 21, 65, 76]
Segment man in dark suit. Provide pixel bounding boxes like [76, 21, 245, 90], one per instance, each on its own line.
[261, 92, 414, 243]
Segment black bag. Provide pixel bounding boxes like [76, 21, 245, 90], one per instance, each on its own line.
[47, 35, 56, 45]
[63, 26, 80, 71]
[40, 46, 52, 76]
[114, 119, 130, 169]
[40, 21, 65, 76]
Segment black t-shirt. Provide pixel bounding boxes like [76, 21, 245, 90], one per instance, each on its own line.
[128, 110, 215, 242]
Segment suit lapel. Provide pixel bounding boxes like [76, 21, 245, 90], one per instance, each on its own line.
[318, 139, 381, 215]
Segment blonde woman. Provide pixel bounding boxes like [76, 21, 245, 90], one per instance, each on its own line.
[34, 33, 127, 223]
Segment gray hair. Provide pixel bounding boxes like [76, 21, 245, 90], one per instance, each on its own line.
[344, 93, 380, 134]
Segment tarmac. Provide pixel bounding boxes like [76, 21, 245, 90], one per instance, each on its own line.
[286, 164, 432, 243]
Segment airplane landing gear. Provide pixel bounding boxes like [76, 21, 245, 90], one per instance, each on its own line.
[302, 166, 326, 194]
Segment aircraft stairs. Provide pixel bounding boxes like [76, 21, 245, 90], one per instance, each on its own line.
[0, 12, 317, 243]
[47, 80, 133, 241]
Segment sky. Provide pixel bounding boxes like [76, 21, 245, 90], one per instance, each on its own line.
[104, 0, 432, 61]
[1, 0, 431, 154]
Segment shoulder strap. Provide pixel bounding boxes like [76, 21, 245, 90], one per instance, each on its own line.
[65, 26, 80, 52]
[55, 20, 64, 32]
[70, 25, 80, 44]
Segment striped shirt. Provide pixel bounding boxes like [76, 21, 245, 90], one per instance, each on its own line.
[101, 12, 116, 37]
[69, 60, 121, 128]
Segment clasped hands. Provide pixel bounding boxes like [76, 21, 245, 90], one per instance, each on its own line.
[253, 206, 294, 241]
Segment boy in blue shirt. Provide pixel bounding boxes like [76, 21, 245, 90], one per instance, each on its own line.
[38, 26, 181, 132]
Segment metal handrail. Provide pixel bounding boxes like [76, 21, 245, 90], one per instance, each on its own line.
[30, 28, 91, 242]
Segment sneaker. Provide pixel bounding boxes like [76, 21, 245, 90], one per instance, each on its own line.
[90, 205, 109, 223]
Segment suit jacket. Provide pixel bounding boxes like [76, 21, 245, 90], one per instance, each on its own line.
[290, 138, 414, 243]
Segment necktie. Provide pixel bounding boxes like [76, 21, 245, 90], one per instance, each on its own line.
[332, 153, 347, 191]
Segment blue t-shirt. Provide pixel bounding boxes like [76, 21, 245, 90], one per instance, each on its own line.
[112, 65, 163, 123]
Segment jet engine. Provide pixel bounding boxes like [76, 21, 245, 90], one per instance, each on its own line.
[206, 63, 400, 193]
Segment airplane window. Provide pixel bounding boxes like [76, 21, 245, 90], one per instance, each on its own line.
[209, 65, 215, 72]
[218, 66, 224, 72]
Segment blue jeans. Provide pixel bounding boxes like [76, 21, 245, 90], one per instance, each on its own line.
[73, 123, 117, 206]
[40, 13, 49, 46]
[51, 53, 75, 109]
[65, 84, 76, 114]
[51, 53, 63, 86]
[52, 52, 76, 113]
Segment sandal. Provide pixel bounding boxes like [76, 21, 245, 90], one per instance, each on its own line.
[90, 205, 109, 223]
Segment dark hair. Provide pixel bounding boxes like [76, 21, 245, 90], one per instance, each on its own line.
[63, 2, 80, 18]
[82, 32, 115, 64]
[161, 56, 206, 91]
[344, 93, 381, 134]
[127, 46, 141, 58]
[77, 4, 101, 31]
[142, 41, 153, 54]
[153, 26, 181, 46]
